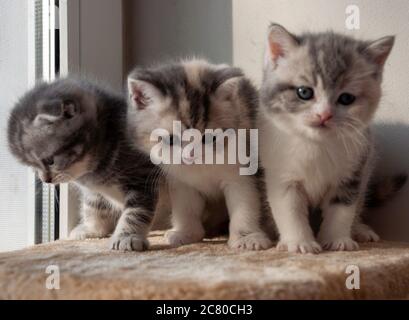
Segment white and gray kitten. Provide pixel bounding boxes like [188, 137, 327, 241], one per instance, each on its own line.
[127, 59, 273, 250]
[259, 24, 395, 253]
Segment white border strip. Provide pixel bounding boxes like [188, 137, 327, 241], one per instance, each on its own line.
[26, 0, 36, 246]
[59, 0, 80, 238]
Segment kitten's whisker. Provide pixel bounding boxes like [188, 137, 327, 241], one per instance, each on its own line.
[336, 129, 350, 158]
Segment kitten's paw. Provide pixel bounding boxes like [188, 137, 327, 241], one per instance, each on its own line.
[228, 232, 273, 250]
[277, 239, 322, 254]
[69, 225, 101, 240]
[165, 230, 204, 247]
[320, 237, 359, 251]
[109, 234, 149, 251]
[352, 224, 380, 243]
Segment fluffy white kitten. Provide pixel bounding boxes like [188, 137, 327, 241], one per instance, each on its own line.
[259, 24, 395, 253]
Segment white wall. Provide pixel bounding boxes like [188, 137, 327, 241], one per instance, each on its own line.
[124, 0, 232, 72]
[0, 0, 32, 251]
[233, 0, 409, 240]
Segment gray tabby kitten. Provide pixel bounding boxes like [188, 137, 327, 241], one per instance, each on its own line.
[126, 59, 273, 250]
[260, 24, 395, 253]
[7, 78, 161, 251]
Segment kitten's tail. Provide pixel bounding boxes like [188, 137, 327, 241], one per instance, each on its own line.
[366, 173, 407, 208]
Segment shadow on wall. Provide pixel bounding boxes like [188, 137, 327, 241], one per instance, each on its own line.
[123, 0, 233, 71]
[368, 122, 409, 242]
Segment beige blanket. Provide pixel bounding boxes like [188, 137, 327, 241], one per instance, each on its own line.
[1, 231, 409, 299]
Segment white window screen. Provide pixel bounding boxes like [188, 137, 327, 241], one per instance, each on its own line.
[36, 0, 59, 244]
[0, 0, 59, 251]
[0, 0, 34, 252]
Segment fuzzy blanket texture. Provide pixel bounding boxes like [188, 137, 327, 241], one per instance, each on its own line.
[1, 231, 409, 299]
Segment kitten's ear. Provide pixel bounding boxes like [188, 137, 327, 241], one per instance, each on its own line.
[265, 23, 299, 67]
[127, 78, 162, 110]
[213, 66, 244, 100]
[215, 76, 243, 101]
[33, 99, 77, 126]
[364, 36, 395, 67]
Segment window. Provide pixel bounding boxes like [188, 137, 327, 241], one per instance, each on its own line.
[0, 0, 35, 251]
[0, 0, 124, 251]
[34, 0, 60, 244]
[0, 0, 59, 251]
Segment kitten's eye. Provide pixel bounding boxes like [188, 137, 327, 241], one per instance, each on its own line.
[337, 93, 356, 106]
[296, 86, 314, 100]
[202, 133, 217, 145]
[43, 157, 54, 166]
[62, 100, 77, 118]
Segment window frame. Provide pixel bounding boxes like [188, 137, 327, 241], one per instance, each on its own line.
[58, 0, 124, 238]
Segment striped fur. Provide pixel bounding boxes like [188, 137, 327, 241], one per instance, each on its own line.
[127, 59, 273, 250]
[7, 78, 161, 251]
[259, 24, 395, 253]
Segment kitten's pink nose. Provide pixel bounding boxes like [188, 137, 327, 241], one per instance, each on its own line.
[317, 110, 333, 124]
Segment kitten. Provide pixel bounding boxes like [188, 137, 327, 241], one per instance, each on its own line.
[259, 24, 395, 253]
[126, 59, 273, 250]
[7, 78, 161, 251]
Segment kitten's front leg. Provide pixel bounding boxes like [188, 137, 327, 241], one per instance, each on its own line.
[224, 177, 273, 250]
[317, 202, 359, 251]
[318, 153, 377, 251]
[110, 192, 154, 251]
[352, 221, 380, 243]
[318, 194, 379, 250]
[165, 179, 206, 247]
[69, 193, 117, 240]
[268, 181, 321, 254]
